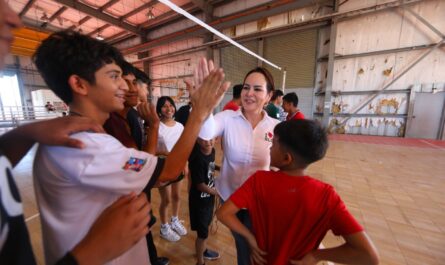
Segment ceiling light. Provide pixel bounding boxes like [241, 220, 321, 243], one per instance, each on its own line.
[146, 7, 155, 20]
[40, 13, 49, 22]
[96, 32, 104, 41]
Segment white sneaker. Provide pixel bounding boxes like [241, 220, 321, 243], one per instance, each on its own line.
[171, 218, 187, 236]
[160, 224, 180, 242]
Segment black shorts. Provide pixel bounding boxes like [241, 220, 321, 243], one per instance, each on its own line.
[189, 200, 214, 239]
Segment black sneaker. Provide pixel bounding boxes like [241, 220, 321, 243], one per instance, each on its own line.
[203, 249, 220, 260]
[156, 257, 169, 265]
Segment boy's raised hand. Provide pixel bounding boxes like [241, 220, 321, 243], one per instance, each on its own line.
[246, 233, 267, 265]
[188, 58, 230, 121]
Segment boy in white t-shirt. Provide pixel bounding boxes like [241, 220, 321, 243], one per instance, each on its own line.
[33, 30, 230, 265]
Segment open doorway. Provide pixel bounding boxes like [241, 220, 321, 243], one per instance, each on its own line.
[0, 72, 23, 120]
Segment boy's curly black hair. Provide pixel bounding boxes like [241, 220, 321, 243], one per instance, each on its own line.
[33, 30, 125, 104]
[274, 119, 328, 165]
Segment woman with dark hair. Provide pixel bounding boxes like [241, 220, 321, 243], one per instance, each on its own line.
[201, 66, 280, 265]
[155, 96, 188, 242]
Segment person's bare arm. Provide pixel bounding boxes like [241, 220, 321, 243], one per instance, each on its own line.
[137, 101, 160, 155]
[196, 183, 218, 196]
[70, 193, 151, 265]
[0, 116, 104, 166]
[158, 59, 230, 182]
[290, 232, 379, 265]
[216, 200, 267, 265]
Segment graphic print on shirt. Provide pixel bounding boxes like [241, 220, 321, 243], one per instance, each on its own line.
[201, 162, 215, 198]
[122, 157, 147, 172]
[264, 132, 273, 142]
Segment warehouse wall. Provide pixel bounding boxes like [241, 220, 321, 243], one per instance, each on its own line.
[315, 0, 445, 137]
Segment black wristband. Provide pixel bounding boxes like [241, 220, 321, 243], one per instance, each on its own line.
[55, 252, 79, 265]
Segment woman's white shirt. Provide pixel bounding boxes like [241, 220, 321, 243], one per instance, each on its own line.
[212, 109, 280, 200]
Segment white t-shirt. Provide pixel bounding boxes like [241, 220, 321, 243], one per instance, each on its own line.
[33, 132, 161, 265]
[205, 109, 280, 200]
[157, 121, 184, 153]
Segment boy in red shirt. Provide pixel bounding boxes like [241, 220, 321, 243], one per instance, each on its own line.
[217, 120, 379, 265]
[282, 92, 305, 120]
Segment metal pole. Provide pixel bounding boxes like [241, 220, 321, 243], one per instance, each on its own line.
[322, 19, 338, 127]
[403, 7, 445, 39]
[282, 69, 287, 93]
[437, 94, 445, 140]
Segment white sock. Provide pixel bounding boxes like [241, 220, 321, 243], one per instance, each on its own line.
[171, 216, 179, 222]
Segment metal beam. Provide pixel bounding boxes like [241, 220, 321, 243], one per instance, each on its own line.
[318, 42, 445, 61]
[140, 2, 197, 29]
[19, 0, 37, 17]
[68, 16, 91, 30]
[134, 19, 328, 63]
[48, 6, 68, 22]
[123, 0, 317, 55]
[404, 6, 445, 39]
[53, 0, 142, 35]
[99, 0, 121, 11]
[106, 31, 131, 43]
[189, 0, 206, 10]
[107, 2, 199, 45]
[122, 0, 420, 55]
[438, 95, 445, 140]
[322, 0, 338, 127]
[121, 1, 157, 20]
[41, 6, 68, 28]
[88, 24, 111, 36]
[22, 17, 63, 33]
[68, 0, 119, 31]
[141, 1, 233, 30]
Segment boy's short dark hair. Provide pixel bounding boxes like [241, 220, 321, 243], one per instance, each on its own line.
[232, 84, 243, 99]
[133, 67, 151, 85]
[274, 119, 328, 165]
[120, 60, 136, 77]
[271, 90, 284, 101]
[33, 30, 124, 104]
[283, 92, 299, 107]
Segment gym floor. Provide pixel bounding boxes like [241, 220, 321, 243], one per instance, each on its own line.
[15, 135, 445, 265]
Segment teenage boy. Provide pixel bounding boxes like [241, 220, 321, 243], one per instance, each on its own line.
[222, 84, 242, 111]
[188, 133, 220, 265]
[217, 120, 379, 265]
[33, 30, 229, 265]
[282, 92, 305, 120]
[104, 62, 169, 265]
[0, 2, 153, 265]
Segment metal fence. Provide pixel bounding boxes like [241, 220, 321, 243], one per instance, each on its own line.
[0, 105, 66, 131]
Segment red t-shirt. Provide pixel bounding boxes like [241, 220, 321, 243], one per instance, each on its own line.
[223, 100, 240, 111]
[287, 111, 305, 120]
[230, 171, 363, 265]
